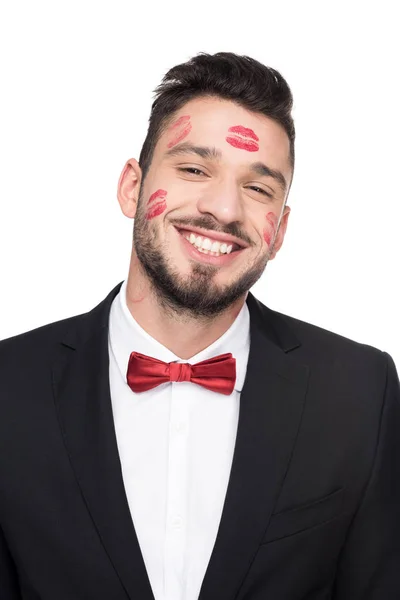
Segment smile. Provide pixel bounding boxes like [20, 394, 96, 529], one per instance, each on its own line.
[176, 227, 244, 265]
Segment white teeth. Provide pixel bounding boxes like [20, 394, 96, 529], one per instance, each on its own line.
[201, 238, 212, 250]
[183, 232, 235, 256]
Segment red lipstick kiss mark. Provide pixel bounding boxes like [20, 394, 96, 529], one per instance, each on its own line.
[167, 115, 192, 148]
[263, 212, 278, 245]
[226, 125, 259, 152]
[145, 189, 167, 221]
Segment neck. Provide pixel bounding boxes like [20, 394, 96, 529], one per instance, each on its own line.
[125, 257, 247, 360]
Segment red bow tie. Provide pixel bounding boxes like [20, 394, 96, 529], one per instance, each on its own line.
[127, 351, 236, 396]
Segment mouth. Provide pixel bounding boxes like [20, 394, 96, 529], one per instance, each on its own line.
[175, 227, 245, 265]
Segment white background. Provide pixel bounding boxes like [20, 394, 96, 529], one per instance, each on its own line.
[0, 1, 399, 367]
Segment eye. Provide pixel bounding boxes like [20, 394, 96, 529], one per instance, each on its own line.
[247, 186, 273, 198]
[177, 167, 206, 176]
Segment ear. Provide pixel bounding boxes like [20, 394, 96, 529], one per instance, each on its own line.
[269, 205, 291, 260]
[117, 158, 142, 219]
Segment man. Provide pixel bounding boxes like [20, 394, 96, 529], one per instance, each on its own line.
[0, 52, 399, 600]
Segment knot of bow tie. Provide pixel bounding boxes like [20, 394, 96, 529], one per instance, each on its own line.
[126, 351, 236, 396]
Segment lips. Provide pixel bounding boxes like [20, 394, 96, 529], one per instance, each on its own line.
[226, 125, 259, 152]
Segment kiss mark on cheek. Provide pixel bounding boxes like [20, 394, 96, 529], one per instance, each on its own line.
[145, 189, 168, 221]
[226, 125, 259, 152]
[167, 115, 192, 148]
[263, 212, 278, 245]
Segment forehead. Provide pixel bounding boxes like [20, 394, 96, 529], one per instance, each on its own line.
[157, 96, 291, 174]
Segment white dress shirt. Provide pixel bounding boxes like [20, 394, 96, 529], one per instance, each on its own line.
[107, 278, 250, 600]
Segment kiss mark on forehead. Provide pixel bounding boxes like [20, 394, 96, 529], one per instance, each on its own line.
[263, 211, 278, 246]
[226, 125, 259, 152]
[145, 189, 168, 220]
[167, 115, 192, 148]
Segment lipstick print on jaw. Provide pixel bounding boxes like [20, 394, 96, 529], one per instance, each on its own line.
[226, 125, 259, 152]
[167, 115, 192, 148]
[145, 189, 168, 221]
[263, 212, 279, 246]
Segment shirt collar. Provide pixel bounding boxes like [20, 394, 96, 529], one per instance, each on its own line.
[108, 278, 250, 392]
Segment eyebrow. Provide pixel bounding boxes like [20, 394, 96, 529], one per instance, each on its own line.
[164, 142, 288, 193]
[165, 142, 222, 161]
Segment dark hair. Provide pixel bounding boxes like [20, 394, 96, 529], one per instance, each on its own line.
[138, 52, 295, 186]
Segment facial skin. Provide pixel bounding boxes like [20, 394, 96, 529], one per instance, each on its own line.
[117, 96, 292, 350]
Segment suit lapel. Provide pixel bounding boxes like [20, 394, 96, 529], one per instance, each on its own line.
[52, 282, 155, 600]
[52, 282, 309, 600]
[198, 293, 310, 600]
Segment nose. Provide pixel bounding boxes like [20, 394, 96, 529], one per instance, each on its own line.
[195, 177, 245, 225]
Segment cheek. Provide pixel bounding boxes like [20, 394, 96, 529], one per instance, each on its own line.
[263, 212, 279, 245]
[145, 189, 168, 221]
[146, 204, 167, 220]
[167, 115, 192, 148]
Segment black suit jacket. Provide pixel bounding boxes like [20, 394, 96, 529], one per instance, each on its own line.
[1, 281, 399, 599]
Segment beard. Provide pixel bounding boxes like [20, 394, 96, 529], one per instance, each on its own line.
[133, 189, 273, 321]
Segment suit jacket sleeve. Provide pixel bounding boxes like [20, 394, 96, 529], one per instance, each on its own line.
[0, 523, 21, 599]
[333, 351, 400, 599]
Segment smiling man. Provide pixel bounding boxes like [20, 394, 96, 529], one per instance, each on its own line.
[119, 94, 292, 351]
[0, 52, 399, 600]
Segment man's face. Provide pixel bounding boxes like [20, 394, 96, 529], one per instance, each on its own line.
[131, 97, 292, 318]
